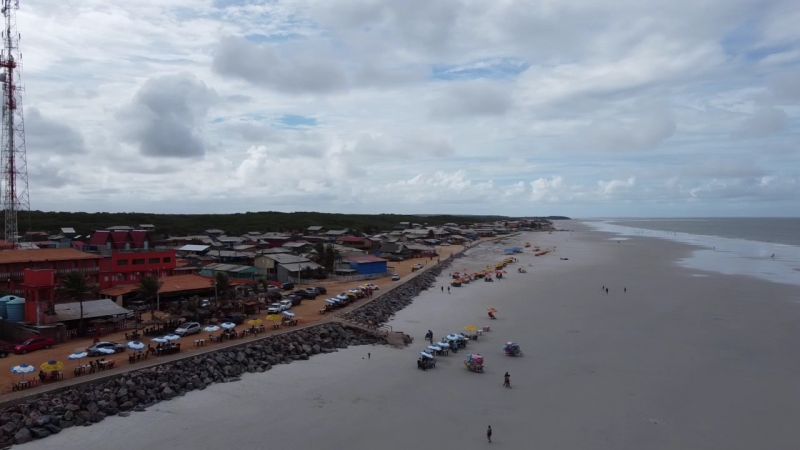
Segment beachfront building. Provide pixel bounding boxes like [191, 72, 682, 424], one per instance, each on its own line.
[0, 248, 102, 296]
[199, 263, 260, 281]
[98, 249, 177, 289]
[342, 255, 388, 276]
[255, 253, 323, 283]
[87, 229, 153, 254]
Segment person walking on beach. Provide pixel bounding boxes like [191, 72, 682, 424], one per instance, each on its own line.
[624, 287, 627, 293]
[441, 286, 444, 292]
[503, 372, 511, 388]
[487, 425, 492, 443]
[447, 286, 451, 294]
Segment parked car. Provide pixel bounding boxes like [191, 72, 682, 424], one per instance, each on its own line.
[315, 286, 327, 295]
[292, 290, 312, 300]
[86, 341, 125, 356]
[287, 294, 303, 306]
[281, 282, 295, 290]
[174, 322, 202, 336]
[13, 336, 56, 354]
[391, 273, 401, 281]
[279, 299, 293, 310]
[267, 303, 282, 314]
[365, 283, 380, 291]
[222, 313, 245, 325]
[336, 293, 350, 303]
[304, 287, 319, 298]
[412, 263, 424, 271]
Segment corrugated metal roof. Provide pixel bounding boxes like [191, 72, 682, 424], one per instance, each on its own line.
[280, 261, 323, 272]
[55, 299, 131, 322]
[178, 244, 211, 252]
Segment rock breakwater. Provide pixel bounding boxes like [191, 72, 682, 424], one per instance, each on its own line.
[0, 323, 379, 447]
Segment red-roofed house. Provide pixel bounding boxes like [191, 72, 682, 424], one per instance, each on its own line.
[336, 236, 374, 250]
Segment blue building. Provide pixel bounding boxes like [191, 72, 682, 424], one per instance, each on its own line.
[344, 255, 388, 276]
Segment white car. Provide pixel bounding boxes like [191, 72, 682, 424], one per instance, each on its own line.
[279, 299, 292, 311]
[174, 322, 201, 336]
[268, 303, 283, 314]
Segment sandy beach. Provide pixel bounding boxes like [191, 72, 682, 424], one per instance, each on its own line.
[22, 221, 800, 450]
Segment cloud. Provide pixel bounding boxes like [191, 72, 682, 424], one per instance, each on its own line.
[25, 108, 86, 154]
[119, 73, 217, 158]
[212, 36, 347, 93]
[736, 107, 787, 138]
[430, 82, 514, 117]
[597, 177, 636, 196]
[583, 111, 676, 151]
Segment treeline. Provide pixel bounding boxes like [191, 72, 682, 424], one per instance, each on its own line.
[21, 210, 510, 237]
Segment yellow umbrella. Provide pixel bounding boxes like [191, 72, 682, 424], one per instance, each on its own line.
[267, 314, 282, 323]
[40, 360, 64, 373]
[247, 319, 263, 327]
[464, 325, 479, 333]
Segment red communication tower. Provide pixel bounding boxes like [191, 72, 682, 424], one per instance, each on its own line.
[0, 0, 29, 246]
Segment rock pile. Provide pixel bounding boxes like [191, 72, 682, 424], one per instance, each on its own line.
[342, 256, 458, 327]
[0, 323, 380, 446]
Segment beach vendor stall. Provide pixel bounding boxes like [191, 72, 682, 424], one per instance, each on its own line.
[464, 353, 484, 372]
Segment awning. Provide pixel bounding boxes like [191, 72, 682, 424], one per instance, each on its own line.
[54, 299, 132, 322]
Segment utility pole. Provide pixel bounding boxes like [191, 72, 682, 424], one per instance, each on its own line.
[0, 0, 29, 246]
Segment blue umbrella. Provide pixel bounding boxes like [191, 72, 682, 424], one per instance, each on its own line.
[95, 347, 116, 355]
[127, 341, 145, 351]
[11, 364, 35, 375]
[220, 322, 236, 330]
[152, 337, 168, 344]
[163, 334, 181, 341]
[68, 352, 88, 360]
[203, 325, 220, 333]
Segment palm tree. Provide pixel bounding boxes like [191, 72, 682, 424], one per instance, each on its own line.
[215, 272, 230, 304]
[59, 272, 94, 336]
[139, 276, 162, 314]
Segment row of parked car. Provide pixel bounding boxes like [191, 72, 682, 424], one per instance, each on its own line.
[267, 286, 328, 314]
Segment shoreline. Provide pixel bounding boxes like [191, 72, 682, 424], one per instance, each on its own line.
[20, 225, 800, 449]
[0, 233, 505, 446]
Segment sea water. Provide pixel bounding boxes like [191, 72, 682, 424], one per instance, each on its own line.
[584, 218, 800, 287]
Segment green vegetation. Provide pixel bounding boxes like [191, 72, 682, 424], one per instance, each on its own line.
[22, 210, 510, 236]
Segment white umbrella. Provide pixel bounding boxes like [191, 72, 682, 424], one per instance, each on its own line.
[68, 352, 88, 360]
[163, 334, 181, 341]
[127, 341, 145, 351]
[203, 325, 220, 333]
[11, 364, 35, 375]
[152, 337, 168, 344]
[95, 347, 116, 355]
[220, 322, 236, 330]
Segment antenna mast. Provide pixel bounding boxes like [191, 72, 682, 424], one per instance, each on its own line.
[0, 0, 29, 247]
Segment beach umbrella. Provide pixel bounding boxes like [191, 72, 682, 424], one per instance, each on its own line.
[11, 364, 35, 375]
[152, 337, 168, 344]
[40, 360, 64, 373]
[95, 347, 116, 355]
[163, 334, 181, 341]
[464, 325, 478, 333]
[127, 341, 145, 351]
[220, 322, 236, 330]
[203, 325, 220, 333]
[247, 319, 263, 327]
[68, 352, 88, 360]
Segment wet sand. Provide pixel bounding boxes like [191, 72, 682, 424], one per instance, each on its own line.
[23, 222, 800, 449]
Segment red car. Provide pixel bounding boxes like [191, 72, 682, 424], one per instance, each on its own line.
[13, 336, 56, 354]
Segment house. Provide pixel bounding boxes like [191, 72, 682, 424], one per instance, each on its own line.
[336, 236, 373, 250]
[177, 244, 211, 256]
[343, 255, 388, 276]
[403, 243, 437, 257]
[199, 263, 260, 281]
[255, 253, 323, 283]
[0, 248, 102, 296]
[324, 229, 349, 241]
[99, 249, 176, 289]
[281, 241, 313, 254]
[306, 225, 324, 233]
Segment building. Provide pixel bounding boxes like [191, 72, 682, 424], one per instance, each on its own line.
[343, 255, 388, 276]
[336, 236, 373, 250]
[0, 248, 102, 295]
[88, 229, 152, 253]
[199, 263, 260, 281]
[98, 249, 177, 289]
[255, 253, 323, 283]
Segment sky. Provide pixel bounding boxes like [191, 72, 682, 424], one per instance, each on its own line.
[11, 0, 800, 218]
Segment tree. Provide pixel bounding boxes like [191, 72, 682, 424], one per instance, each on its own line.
[59, 272, 95, 336]
[322, 244, 337, 272]
[139, 276, 162, 313]
[215, 272, 230, 303]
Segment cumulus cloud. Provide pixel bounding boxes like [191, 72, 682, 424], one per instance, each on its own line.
[212, 36, 347, 93]
[736, 107, 787, 138]
[25, 108, 86, 154]
[119, 73, 217, 158]
[430, 82, 513, 118]
[583, 111, 676, 151]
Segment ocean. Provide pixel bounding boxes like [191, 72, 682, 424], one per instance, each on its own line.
[584, 218, 800, 287]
